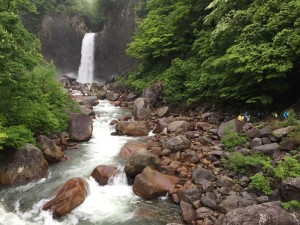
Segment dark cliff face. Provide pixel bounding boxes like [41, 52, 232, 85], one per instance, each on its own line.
[38, 15, 86, 75]
[93, 0, 139, 81]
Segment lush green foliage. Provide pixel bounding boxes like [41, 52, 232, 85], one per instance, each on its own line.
[282, 200, 300, 210]
[250, 173, 273, 195]
[125, 0, 300, 107]
[222, 152, 272, 174]
[221, 126, 247, 150]
[0, 0, 69, 150]
[274, 156, 300, 180]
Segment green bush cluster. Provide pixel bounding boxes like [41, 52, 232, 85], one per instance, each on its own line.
[221, 126, 247, 150]
[124, 0, 300, 108]
[282, 200, 300, 210]
[250, 173, 273, 195]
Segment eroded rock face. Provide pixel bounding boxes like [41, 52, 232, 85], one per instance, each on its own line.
[118, 141, 148, 158]
[215, 204, 299, 225]
[280, 177, 300, 201]
[133, 166, 180, 199]
[36, 135, 64, 162]
[68, 113, 93, 142]
[42, 177, 89, 218]
[0, 144, 48, 185]
[115, 121, 150, 136]
[91, 165, 117, 186]
[133, 97, 152, 120]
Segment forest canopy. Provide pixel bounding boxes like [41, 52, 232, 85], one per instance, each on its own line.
[124, 0, 300, 109]
[0, 0, 71, 150]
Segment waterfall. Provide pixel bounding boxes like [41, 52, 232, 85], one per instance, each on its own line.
[77, 33, 96, 84]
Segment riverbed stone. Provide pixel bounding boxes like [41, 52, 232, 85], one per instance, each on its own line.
[106, 91, 120, 101]
[177, 188, 202, 204]
[68, 113, 93, 142]
[215, 204, 300, 225]
[218, 194, 256, 213]
[192, 167, 216, 184]
[36, 135, 64, 162]
[250, 137, 263, 149]
[125, 152, 160, 181]
[0, 144, 48, 185]
[115, 121, 150, 136]
[279, 177, 300, 201]
[119, 141, 148, 158]
[253, 143, 280, 155]
[42, 177, 88, 217]
[133, 97, 152, 120]
[168, 121, 191, 133]
[164, 135, 191, 152]
[91, 165, 117, 186]
[180, 201, 197, 223]
[133, 166, 180, 199]
[156, 106, 169, 118]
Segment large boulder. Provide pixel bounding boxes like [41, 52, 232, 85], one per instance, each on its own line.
[0, 144, 48, 185]
[272, 126, 294, 139]
[118, 141, 148, 158]
[133, 166, 180, 199]
[217, 119, 235, 138]
[90, 82, 107, 99]
[124, 152, 160, 181]
[218, 194, 256, 213]
[192, 167, 216, 184]
[215, 204, 299, 225]
[253, 143, 280, 155]
[167, 121, 191, 133]
[36, 135, 64, 162]
[42, 177, 88, 217]
[177, 188, 202, 204]
[68, 113, 93, 142]
[91, 165, 117, 186]
[115, 121, 150, 136]
[133, 97, 152, 120]
[142, 83, 162, 106]
[106, 91, 120, 101]
[82, 96, 99, 106]
[164, 135, 191, 152]
[279, 177, 300, 201]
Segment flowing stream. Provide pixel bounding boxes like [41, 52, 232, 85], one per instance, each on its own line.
[0, 101, 182, 225]
[77, 33, 96, 84]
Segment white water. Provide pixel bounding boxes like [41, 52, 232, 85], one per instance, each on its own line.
[0, 101, 182, 225]
[77, 33, 96, 84]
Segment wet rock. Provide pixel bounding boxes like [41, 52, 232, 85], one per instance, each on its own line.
[168, 121, 192, 133]
[125, 152, 160, 181]
[91, 165, 117, 186]
[68, 113, 93, 142]
[215, 204, 300, 225]
[36, 135, 64, 162]
[0, 144, 48, 185]
[115, 121, 150, 136]
[177, 188, 202, 204]
[133, 166, 180, 199]
[133, 97, 152, 120]
[180, 201, 197, 224]
[253, 143, 280, 155]
[279, 177, 300, 201]
[118, 141, 148, 158]
[106, 91, 120, 101]
[78, 105, 95, 117]
[192, 167, 216, 184]
[42, 177, 88, 217]
[272, 126, 294, 139]
[83, 96, 99, 106]
[165, 135, 191, 152]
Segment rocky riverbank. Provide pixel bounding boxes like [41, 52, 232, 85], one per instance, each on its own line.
[1, 76, 300, 225]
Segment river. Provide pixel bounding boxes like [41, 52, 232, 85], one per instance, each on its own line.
[0, 100, 182, 225]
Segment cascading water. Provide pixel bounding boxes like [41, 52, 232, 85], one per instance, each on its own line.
[0, 100, 182, 225]
[77, 33, 96, 84]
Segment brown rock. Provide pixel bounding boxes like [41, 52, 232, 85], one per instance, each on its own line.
[68, 113, 93, 142]
[180, 201, 197, 224]
[115, 121, 150, 136]
[156, 106, 169, 118]
[42, 177, 88, 217]
[91, 165, 117, 185]
[119, 141, 148, 158]
[37, 135, 64, 162]
[133, 166, 180, 199]
[0, 144, 48, 185]
[133, 97, 152, 120]
[168, 121, 192, 133]
[165, 135, 191, 152]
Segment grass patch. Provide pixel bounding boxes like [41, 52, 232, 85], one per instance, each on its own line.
[221, 125, 247, 150]
[250, 173, 273, 195]
[282, 200, 300, 210]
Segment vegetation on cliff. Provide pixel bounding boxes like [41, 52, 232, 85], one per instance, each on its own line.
[122, 0, 300, 109]
[0, 0, 70, 150]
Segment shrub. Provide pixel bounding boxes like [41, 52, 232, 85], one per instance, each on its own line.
[221, 126, 247, 150]
[274, 156, 300, 180]
[250, 173, 273, 195]
[3, 125, 35, 149]
[282, 200, 300, 210]
[222, 152, 272, 174]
